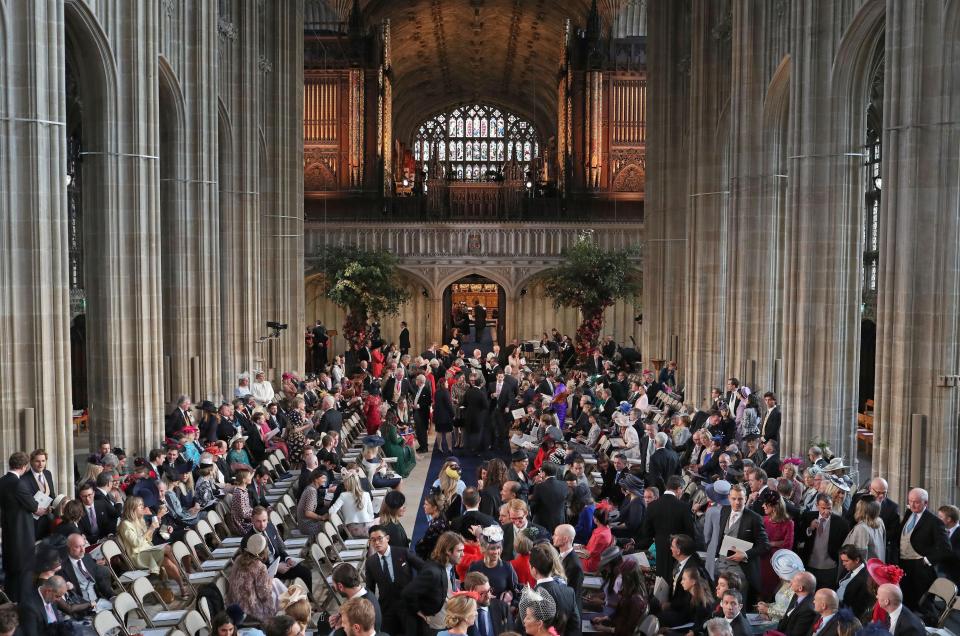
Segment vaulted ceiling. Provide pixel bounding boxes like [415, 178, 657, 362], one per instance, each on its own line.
[357, 0, 618, 144]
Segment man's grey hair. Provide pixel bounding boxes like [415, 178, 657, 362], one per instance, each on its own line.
[655, 432, 669, 447]
[41, 575, 67, 593]
[176, 394, 191, 407]
[704, 618, 733, 636]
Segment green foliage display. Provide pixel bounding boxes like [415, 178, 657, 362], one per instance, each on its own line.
[539, 237, 641, 360]
[319, 245, 410, 348]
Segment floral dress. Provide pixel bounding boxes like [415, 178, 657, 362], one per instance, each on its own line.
[283, 410, 307, 465]
[415, 514, 450, 559]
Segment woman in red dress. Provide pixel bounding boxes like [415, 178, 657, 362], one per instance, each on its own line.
[363, 385, 384, 435]
[370, 345, 385, 379]
[759, 489, 794, 600]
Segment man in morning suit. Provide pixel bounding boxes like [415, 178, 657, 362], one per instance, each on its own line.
[242, 507, 313, 590]
[500, 499, 549, 561]
[719, 589, 752, 636]
[530, 544, 581, 636]
[646, 432, 681, 493]
[77, 481, 120, 543]
[365, 525, 418, 636]
[703, 483, 770, 606]
[936, 504, 960, 585]
[403, 531, 464, 636]
[18, 576, 69, 636]
[452, 488, 498, 538]
[473, 301, 487, 342]
[876, 583, 927, 636]
[837, 545, 873, 619]
[774, 572, 817, 636]
[552, 525, 584, 612]
[60, 533, 113, 607]
[898, 487, 950, 609]
[529, 462, 569, 533]
[760, 392, 781, 442]
[399, 321, 411, 356]
[636, 475, 698, 582]
[1, 451, 47, 601]
[464, 571, 511, 636]
[22, 448, 55, 538]
[809, 589, 841, 636]
[796, 494, 850, 591]
[411, 374, 433, 453]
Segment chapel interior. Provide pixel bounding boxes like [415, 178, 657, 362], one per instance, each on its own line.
[2, 0, 959, 516]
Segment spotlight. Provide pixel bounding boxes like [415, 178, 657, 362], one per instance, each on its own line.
[402, 178, 409, 187]
[525, 181, 533, 189]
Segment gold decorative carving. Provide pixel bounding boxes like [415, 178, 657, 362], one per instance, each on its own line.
[304, 148, 338, 191]
[613, 163, 645, 192]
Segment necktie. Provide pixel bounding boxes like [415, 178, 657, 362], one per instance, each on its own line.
[381, 555, 392, 582]
[478, 607, 490, 636]
[818, 516, 828, 536]
[38, 473, 46, 493]
[727, 512, 740, 531]
[45, 601, 56, 623]
[77, 559, 93, 582]
[812, 617, 823, 633]
[449, 568, 459, 592]
[785, 596, 797, 615]
[88, 506, 98, 533]
[905, 513, 919, 533]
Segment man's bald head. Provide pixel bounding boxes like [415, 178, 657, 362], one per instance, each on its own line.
[791, 571, 816, 594]
[814, 589, 838, 614]
[877, 583, 903, 609]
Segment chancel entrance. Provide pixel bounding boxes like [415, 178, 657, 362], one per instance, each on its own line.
[443, 275, 506, 350]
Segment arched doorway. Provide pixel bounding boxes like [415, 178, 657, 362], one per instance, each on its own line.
[443, 275, 506, 350]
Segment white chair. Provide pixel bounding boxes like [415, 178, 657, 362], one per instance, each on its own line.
[197, 596, 213, 627]
[111, 591, 148, 629]
[923, 577, 958, 627]
[324, 521, 367, 550]
[196, 518, 221, 547]
[100, 539, 151, 588]
[131, 577, 188, 627]
[637, 614, 659, 636]
[182, 610, 207, 636]
[94, 610, 128, 636]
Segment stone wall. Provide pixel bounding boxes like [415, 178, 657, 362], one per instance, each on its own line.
[644, 0, 960, 503]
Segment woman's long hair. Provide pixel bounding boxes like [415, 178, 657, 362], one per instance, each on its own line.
[685, 568, 715, 607]
[484, 459, 508, 494]
[121, 496, 147, 530]
[855, 496, 882, 528]
[439, 461, 460, 501]
[343, 472, 365, 508]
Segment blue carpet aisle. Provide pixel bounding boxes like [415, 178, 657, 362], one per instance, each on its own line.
[409, 445, 509, 546]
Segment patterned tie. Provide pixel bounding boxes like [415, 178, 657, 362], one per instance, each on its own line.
[449, 567, 459, 592]
[88, 506, 98, 534]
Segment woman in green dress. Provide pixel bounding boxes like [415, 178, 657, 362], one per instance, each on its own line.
[381, 409, 416, 477]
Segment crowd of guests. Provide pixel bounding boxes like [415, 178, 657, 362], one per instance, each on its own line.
[3, 320, 960, 636]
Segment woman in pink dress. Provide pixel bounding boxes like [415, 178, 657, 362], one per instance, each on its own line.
[371, 346, 385, 379]
[581, 504, 615, 573]
[759, 489, 794, 600]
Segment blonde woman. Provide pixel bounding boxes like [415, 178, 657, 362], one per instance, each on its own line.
[117, 496, 186, 598]
[81, 457, 103, 486]
[432, 459, 466, 521]
[844, 496, 886, 561]
[327, 471, 374, 538]
[278, 582, 312, 632]
[438, 593, 478, 636]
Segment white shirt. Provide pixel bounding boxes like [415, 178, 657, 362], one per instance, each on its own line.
[887, 604, 904, 633]
[837, 563, 864, 601]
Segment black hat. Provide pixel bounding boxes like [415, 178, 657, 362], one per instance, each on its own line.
[195, 400, 217, 414]
[743, 432, 761, 442]
[511, 450, 528, 463]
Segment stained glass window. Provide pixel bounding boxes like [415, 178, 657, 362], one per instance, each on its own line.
[413, 104, 540, 181]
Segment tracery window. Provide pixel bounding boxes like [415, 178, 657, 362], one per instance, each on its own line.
[414, 104, 540, 181]
[862, 50, 883, 321]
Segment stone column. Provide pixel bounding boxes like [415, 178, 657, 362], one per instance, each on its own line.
[261, 0, 305, 379]
[218, 0, 262, 398]
[873, 1, 960, 503]
[58, 0, 166, 456]
[0, 0, 75, 488]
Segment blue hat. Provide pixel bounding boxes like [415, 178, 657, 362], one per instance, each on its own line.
[362, 435, 385, 448]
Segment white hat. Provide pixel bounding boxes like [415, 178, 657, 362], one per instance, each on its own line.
[771, 549, 805, 580]
[245, 533, 267, 556]
[823, 457, 848, 472]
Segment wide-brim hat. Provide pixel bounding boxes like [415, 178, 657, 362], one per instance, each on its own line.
[705, 479, 731, 505]
[599, 545, 623, 567]
[824, 457, 848, 472]
[620, 474, 645, 496]
[771, 549, 805, 580]
[362, 435, 385, 448]
[196, 400, 217, 414]
[181, 426, 199, 434]
[545, 426, 563, 442]
[511, 450, 528, 463]
[204, 444, 224, 456]
[228, 434, 248, 447]
[866, 558, 905, 585]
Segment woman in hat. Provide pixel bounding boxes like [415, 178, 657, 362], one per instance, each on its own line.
[234, 373, 252, 400]
[378, 490, 410, 548]
[432, 459, 466, 521]
[438, 592, 479, 636]
[226, 434, 253, 470]
[757, 549, 805, 623]
[226, 533, 279, 623]
[361, 436, 402, 489]
[80, 455, 103, 486]
[381, 408, 416, 477]
[193, 457, 220, 509]
[590, 560, 649, 635]
[615, 414, 641, 459]
[163, 466, 200, 527]
[519, 584, 560, 636]
[760, 489, 795, 597]
[864, 558, 904, 625]
[363, 383, 384, 435]
[581, 503, 616, 573]
[468, 526, 519, 599]
[843, 496, 886, 561]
